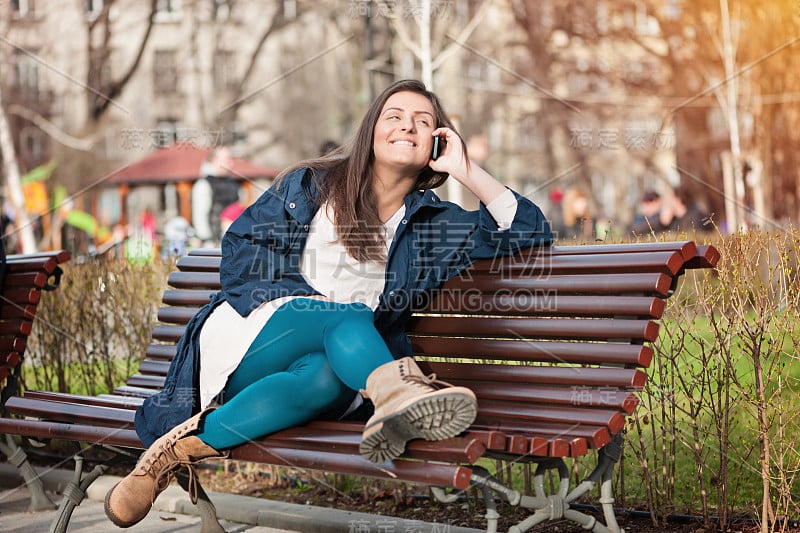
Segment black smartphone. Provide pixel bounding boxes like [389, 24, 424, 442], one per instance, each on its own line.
[431, 135, 445, 160]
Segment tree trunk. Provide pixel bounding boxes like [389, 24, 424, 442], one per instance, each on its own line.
[0, 88, 37, 253]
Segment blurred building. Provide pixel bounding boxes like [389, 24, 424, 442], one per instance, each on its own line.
[6, 1, 781, 233]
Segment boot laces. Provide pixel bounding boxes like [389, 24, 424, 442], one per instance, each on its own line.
[403, 372, 455, 391]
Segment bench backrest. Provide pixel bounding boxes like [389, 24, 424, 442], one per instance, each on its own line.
[1, 251, 70, 406]
[119, 241, 718, 458]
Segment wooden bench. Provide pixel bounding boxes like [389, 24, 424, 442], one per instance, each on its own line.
[0, 241, 719, 533]
[0, 250, 70, 513]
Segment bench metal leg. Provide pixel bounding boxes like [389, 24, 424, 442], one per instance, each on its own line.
[48, 454, 109, 533]
[468, 447, 626, 533]
[175, 469, 227, 533]
[0, 434, 56, 512]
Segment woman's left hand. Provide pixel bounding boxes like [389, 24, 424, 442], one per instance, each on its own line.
[428, 127, 469, 183]
[428, 127, 508, 206]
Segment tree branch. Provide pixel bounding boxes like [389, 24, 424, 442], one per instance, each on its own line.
[91, 0, 159, 120]
[7, 104, 97, 151]
[432, 0, 492, 71]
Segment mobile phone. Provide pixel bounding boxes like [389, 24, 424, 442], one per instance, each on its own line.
[431, 135, 445, 160]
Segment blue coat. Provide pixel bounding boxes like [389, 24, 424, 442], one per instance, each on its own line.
[135, 168, 553, 446]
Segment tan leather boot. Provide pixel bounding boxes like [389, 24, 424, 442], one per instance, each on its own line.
[359, 357, 477, 463]
[104, 410, 226, 528]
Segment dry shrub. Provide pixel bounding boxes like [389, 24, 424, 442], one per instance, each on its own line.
[630, 230, 800, 532]
[25, 257, 171, 395]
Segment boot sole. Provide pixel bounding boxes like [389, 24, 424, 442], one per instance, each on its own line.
[359, 389, 477, 463]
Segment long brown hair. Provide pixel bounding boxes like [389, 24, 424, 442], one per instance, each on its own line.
[276, 79, 466, 262]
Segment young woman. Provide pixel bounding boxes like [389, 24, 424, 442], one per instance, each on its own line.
[105, 79, 553, 528]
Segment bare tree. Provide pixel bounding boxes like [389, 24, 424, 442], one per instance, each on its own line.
[86, 0, 159, 122]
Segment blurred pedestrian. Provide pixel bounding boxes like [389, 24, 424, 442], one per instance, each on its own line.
[220, 200, 245, 236]
[192, 158, 214, 246]
[559, 187, 596, 241]
[205, 147, 239, 244]
[629, 190, 663, 235]
[660, 185, 712, 233]
[162, 216, 194, 259]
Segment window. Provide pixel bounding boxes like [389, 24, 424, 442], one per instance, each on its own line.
[85, 0, 103, 18]
[155, 0, 181, 22]
[213, 50, 237, 91]
[283, 0, 297, 20]
[211, 0, 230, 21]
[153, 49, 178, 94]
[14, 50, 39, 94]
[11, 0, 35, 17]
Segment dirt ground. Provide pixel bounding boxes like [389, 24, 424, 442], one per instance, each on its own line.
[195, 463, 784, 533]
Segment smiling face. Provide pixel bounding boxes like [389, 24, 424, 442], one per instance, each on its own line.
[372, 91, 436, 177]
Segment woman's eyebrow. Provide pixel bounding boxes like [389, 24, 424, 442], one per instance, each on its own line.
[383, 107, 434, 118]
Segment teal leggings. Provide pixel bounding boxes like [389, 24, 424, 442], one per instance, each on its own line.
[195, 298, 394, 450]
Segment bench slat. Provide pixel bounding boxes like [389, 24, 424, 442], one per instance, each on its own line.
[425, 294, 666, 318]
[174, 244, 717, 279]
[8, 250, 71, 265]
[177, 255, 223, 272]
[4, 397, 135, 427]
[466, 250, 685, 276]
[168, 272, 220, 289]
[549, 241, 697, 260]
[4, 272, 48, 289]
[161, 289, 215, 307]
[231, 445, 473, 490]
[2, 288, 41, 305]
[124, 375, 164, 389]
[410, 316, 659, 341]
[145, 343, 178, 360]
[262, 427, 485, 464]
[412, 337, 653, 367]
[684, 244, 721, 270]
[478, 398, 626, 434]
[0, 303, 37, 320]
[151, 324, 187, 343]
[0, 319, 32, 336]
[158, 306, 199, 324]
[0, 337, 26, 352]
[23, 390, 143, 409]
[112, 385, 160, 398]
[465, 381, 639, 414]
[423, 362, 647, 389]
[439, 272, 675, 297]
[0, 417, 141, 448]
[4, 257, 58, 274]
